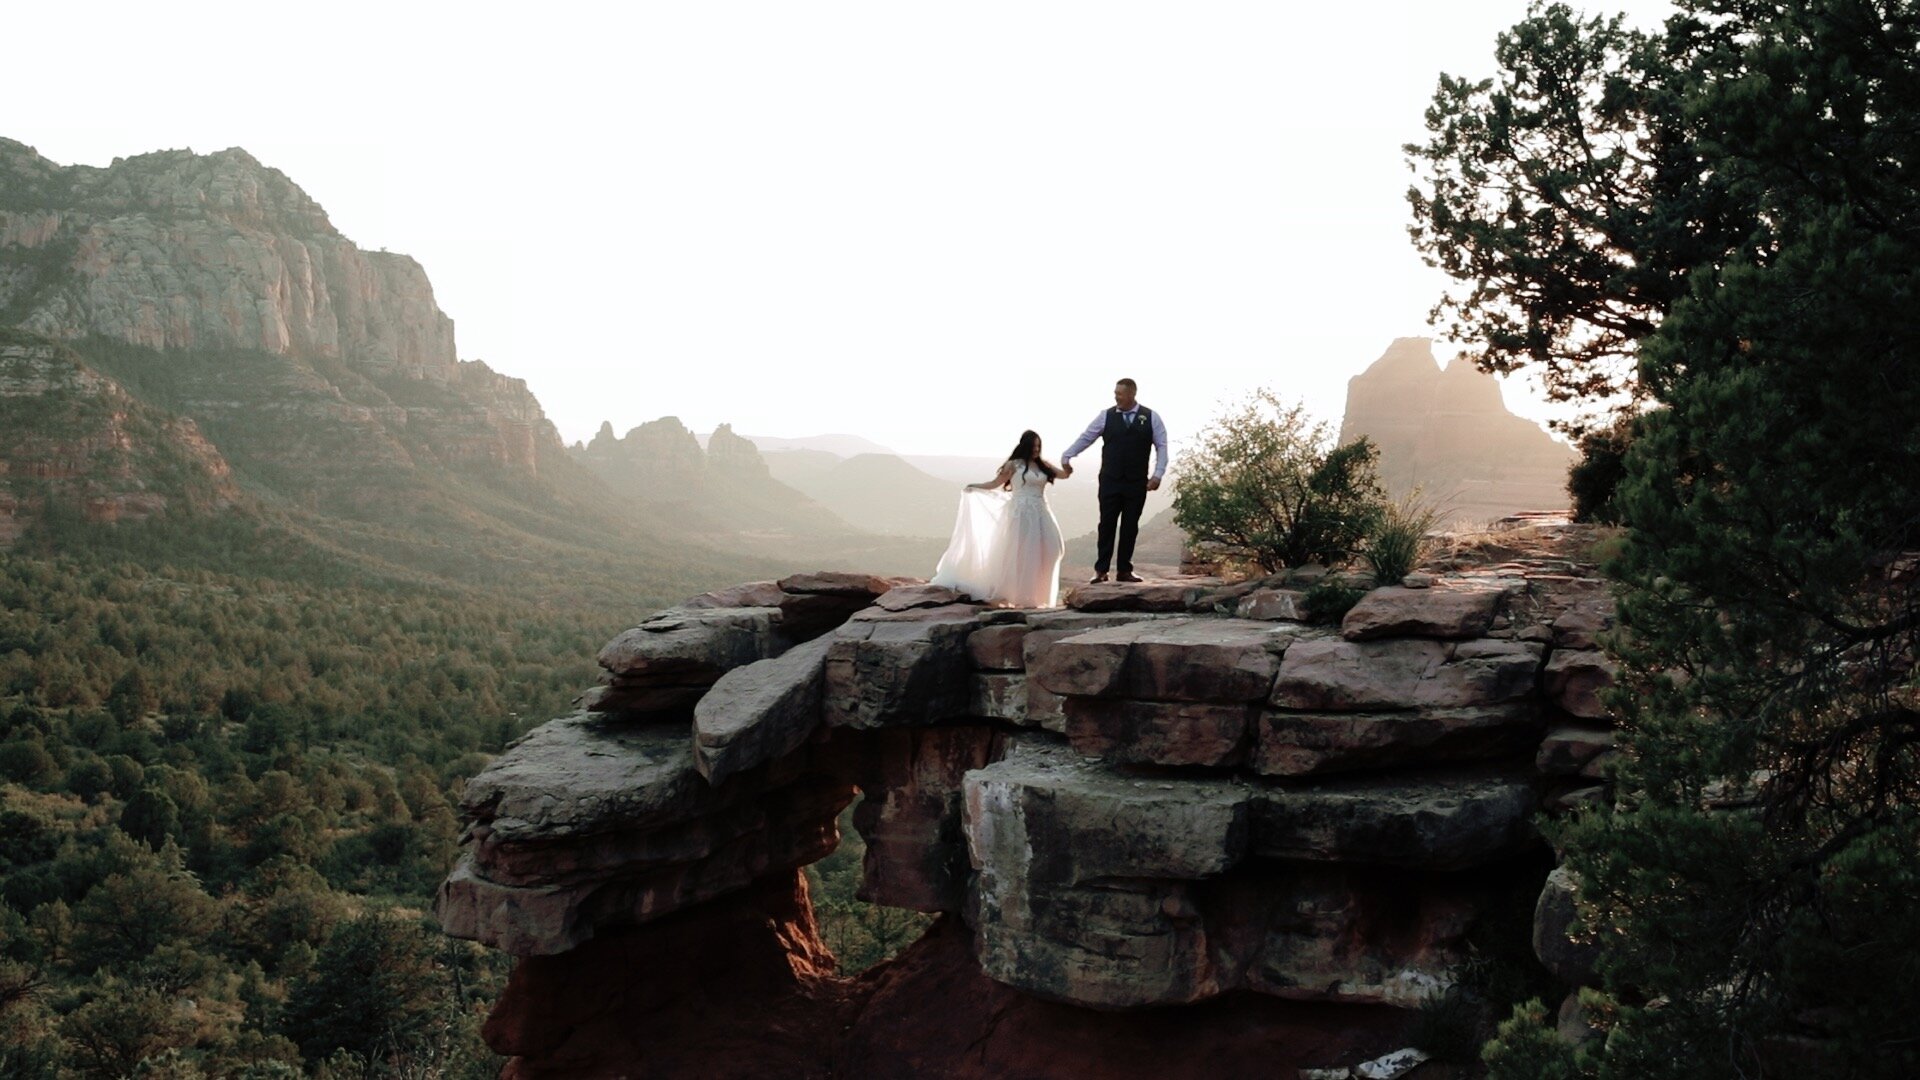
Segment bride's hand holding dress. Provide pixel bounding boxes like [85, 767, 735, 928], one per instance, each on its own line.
[968, 460, 1016, 492]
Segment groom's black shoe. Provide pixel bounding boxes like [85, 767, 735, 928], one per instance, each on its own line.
[1089, 572, 1110, 584]
[1116, 572, 1144, 583]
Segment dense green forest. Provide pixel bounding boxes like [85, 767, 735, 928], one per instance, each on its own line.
[0, 418, 922, 1078]
[0, 527, 934, 1077]
[0, 531, 617, 1078]
[0, 140, 947, 1075]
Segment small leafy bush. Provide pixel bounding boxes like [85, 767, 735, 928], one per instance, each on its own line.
[1171, 391, 1387, 572]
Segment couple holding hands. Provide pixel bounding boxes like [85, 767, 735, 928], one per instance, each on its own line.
[930, 378, 1170, 608]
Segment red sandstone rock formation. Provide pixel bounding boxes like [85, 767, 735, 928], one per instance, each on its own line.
[1339, 337, 1577, 525]
[0, 140, 567, 483]
[439, 540, 1623, 1077]
[0, 337, 239, 542]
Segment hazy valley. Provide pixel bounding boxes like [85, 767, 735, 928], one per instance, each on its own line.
[0, 136, 1579, 1078]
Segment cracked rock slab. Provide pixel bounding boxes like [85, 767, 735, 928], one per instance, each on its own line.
[1270, 637, 1542, 712]
[1030, 618, 1301, 703]
[1340, 585, 1504, 641]
[963, 741, 1242, 1007]
[1248, 768, 1538, 869]
[1255, 705, 1542, 777]
[1544, 649, 1617, 719]
[823, 611, 980, 729]
[460, 713, 749, 843]
[966, 624, 1030, 670]
[437, 797, 845, 956]
[963, 754, 1251, 887]
[694, 635, 834, 786]
[597, 607, 786, 681]
[1063, 698, 1259, 767]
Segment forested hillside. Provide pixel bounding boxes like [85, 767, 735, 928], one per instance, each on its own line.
[0, 545, 611, 1077]
[0, 143, 793, 1076]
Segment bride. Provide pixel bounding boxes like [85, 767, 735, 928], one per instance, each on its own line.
[930, 430, 1071, 608]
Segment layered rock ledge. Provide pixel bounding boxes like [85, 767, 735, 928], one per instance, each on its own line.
[437, 543, 1620, 1077]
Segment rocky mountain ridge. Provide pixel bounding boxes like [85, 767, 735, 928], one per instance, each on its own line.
[0, 138, 571, 489]
[436, 526, 1619, 1077]
[0, 330, 239, 543]
[571, 418, 853, 538]
[0, 140, 960, 586]
[1, 139, 455, 380]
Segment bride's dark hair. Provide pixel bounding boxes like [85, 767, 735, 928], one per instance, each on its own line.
[1008, 430, 1058, 483]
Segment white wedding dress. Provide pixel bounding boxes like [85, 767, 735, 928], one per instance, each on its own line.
[930, 461, 1065, 608]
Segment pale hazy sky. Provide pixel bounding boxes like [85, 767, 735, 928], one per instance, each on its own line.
[12, 0, 1674, 458]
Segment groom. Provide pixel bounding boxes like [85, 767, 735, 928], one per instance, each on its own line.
[1060, 378, 1169, 583]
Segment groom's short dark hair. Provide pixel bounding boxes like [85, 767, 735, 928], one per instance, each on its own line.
[1116, 378, 1137, 391]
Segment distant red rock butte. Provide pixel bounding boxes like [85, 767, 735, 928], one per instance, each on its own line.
[1339, 337, 1575, 526]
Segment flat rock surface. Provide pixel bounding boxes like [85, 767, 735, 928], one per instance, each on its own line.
[1248, 768, 1538, 869]
[874, 584, 971, 611]
[597, 607, 785, 681]
[1064, 577, 1224, 613]
[460, 713, 736, 842]
[1023, 610, 1179, 632]
[1255, 705, 1542, 777]
[778, 571, 895, 596]
[1271, 637, 1542, 711]
[1030, 618, 1301, 703]
[1238, 587, 1308, 621]
[694, 635, 834, 786]
[683, 581, 787, 609]
[1340, 584, 1503, 641]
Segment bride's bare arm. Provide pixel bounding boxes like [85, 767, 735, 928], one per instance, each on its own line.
[968, 461, 1017, 491]
[1043, 457, 1070, 478]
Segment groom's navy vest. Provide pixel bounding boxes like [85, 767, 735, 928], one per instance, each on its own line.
[1098, 405, 1155, 497]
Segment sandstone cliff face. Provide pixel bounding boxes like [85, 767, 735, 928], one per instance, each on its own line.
[0, 139, 564, 484]
[0, 140, 453, 379]
[438, 536, 1621, 1077]
[0, 335, 238, 543]
[1339, 337, 1576, 524]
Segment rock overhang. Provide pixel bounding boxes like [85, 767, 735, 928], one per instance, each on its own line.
[439, 560, 1619, 1021]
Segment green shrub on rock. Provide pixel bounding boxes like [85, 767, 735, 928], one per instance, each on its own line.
[1365, 494, 1439, 586]
[1301, 579, 1368, 624]
[1171, 391, 1387, 572]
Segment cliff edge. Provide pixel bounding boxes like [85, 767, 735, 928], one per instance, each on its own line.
[437, 533, 1619, 1077]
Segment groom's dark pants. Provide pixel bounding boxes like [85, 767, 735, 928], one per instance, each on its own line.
[1095, 490, 1149, 575]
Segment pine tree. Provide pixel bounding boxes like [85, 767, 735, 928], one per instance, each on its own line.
[1416, 1, 1920, 1074]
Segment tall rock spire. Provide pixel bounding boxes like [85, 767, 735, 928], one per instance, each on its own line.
[1339, 338, 1575, 523]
